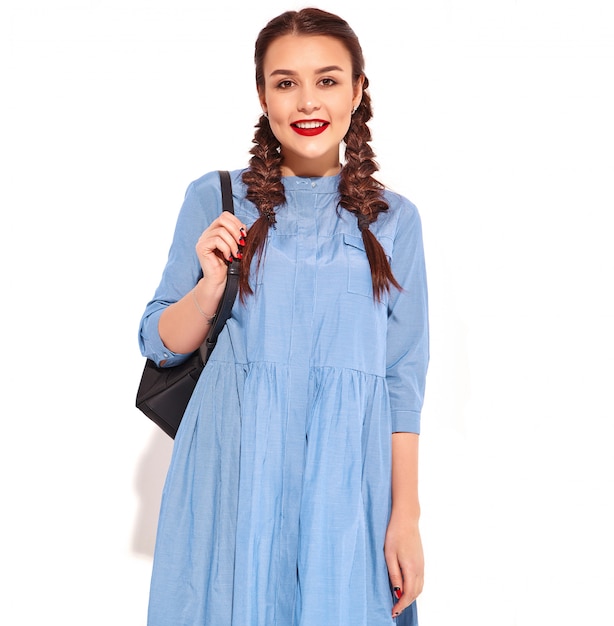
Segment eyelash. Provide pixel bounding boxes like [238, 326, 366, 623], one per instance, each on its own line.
[275, 78, 338, 89]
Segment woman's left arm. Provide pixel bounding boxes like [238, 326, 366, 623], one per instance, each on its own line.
[385, 432, 424, 618]
[382, 196, 429, 618]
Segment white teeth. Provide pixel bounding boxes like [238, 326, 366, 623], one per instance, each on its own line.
[294, 121, 326, 129]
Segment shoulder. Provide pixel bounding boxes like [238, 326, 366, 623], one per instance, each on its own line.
[383, 187, 420, 221]
[183, 168, 258, 225]
[371, 187, 422, 243]
[184, 168, 245, 202]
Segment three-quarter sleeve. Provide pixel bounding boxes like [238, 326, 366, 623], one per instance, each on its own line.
[385, 197, 429, 434]
[138, 171, 224, 367]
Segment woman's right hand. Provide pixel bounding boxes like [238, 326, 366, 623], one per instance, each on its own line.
[195, 212, 247, 287]
[157, 213, 247, 357]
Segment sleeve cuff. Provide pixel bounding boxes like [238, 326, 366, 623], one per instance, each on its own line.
[138, 308, 194, 367]
[391, 410, 421, 434]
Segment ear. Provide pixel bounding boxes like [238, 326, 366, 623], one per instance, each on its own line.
[352, 75, 365, 109]
[258, 89, 268, 116]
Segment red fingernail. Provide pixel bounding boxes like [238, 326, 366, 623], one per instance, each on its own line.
[228, 255, 234, 262]
[239, 237, 245, 246]
[394, 587, 402, 599]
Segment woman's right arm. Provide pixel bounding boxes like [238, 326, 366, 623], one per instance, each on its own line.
[138, 172, 250, 367]
[157, 211, 246, 357]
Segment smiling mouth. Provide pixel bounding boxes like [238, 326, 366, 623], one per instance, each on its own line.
[291, 120, 329, 136]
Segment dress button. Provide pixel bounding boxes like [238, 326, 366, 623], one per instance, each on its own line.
[311, 182, 316, 188]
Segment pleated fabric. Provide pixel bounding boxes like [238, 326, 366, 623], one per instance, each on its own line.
[141, 171, 428, 626]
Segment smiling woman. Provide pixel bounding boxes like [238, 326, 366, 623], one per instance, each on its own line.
[258, 35, 363, 177]
[139, 7, 429, 626]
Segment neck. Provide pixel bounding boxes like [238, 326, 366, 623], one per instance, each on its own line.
[280, 151, 341, 178]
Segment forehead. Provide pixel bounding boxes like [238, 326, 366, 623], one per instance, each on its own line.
[263, 35, 352, 74]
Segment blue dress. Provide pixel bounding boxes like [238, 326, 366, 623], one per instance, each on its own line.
[139, 170, 429, 626]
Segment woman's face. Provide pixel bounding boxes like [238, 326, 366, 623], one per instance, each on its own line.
[259, 34, 363, 177]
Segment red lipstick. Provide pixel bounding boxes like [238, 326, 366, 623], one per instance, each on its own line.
[291, 119, 329, 136]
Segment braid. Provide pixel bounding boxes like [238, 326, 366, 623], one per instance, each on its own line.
[240, 115, 285, 300]
[339, 81, 401, 299]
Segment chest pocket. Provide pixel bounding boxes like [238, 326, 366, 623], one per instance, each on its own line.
[343, 233, 394, 298]
[343, 233, 371, 297]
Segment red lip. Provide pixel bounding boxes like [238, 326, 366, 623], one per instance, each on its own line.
[291, 120, 329, 136]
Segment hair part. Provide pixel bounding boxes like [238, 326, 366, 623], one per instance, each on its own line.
[241, 7, 400, 300]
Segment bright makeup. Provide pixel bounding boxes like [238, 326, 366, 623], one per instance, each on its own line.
[291, 120, 330, 136]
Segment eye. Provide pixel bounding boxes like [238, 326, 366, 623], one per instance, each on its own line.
[320, 77, 337, 87]
[276, 80, 294, 89]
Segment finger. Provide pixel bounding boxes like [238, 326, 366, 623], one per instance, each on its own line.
[209, 216, 248, 261]
[198, 228, 243, 263]
[217, 212, 248, 246]
[385, 551, 404, 610]
[392, 598, 417, 622]
[391, 584, 412, 617]
[391, 570, 423, 618]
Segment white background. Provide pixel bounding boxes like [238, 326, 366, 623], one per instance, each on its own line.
[1, 1, 613, 624]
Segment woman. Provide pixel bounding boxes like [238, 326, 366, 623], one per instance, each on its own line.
[139, 8, 429, 626]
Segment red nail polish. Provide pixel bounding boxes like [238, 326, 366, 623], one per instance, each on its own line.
[394, 587, 402, 599]
[228, 255, 234, 262]
[239, 237, 245, 246]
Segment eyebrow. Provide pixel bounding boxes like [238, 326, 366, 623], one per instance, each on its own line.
[269, 65, 345, 77]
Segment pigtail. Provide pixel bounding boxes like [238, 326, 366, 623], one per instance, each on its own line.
[339, 81, 401, 299]
[240, 115, 286, 301]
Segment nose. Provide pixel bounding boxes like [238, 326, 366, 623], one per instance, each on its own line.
[297, 86, 320, 114]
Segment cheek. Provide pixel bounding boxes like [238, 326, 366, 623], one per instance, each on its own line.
[266, 113, 287, 146]
[263, 99, 284, 133]
[333, 101, 353, 126]
[267, 103, 290, 130]
[268, 113, 286, 136]
[332, 93, 354, 119]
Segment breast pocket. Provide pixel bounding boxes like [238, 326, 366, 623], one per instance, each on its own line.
[343, 233, 373, 297]
[343, 233, 394, 298]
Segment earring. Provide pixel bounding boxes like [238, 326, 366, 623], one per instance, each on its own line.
[263, 111, 269, 119]
[351, 106, 357, 115]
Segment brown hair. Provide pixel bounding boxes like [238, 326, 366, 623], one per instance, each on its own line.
[240, 7, 400, 300]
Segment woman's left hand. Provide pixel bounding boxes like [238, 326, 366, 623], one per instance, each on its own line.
[384, 514, 424, 619]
